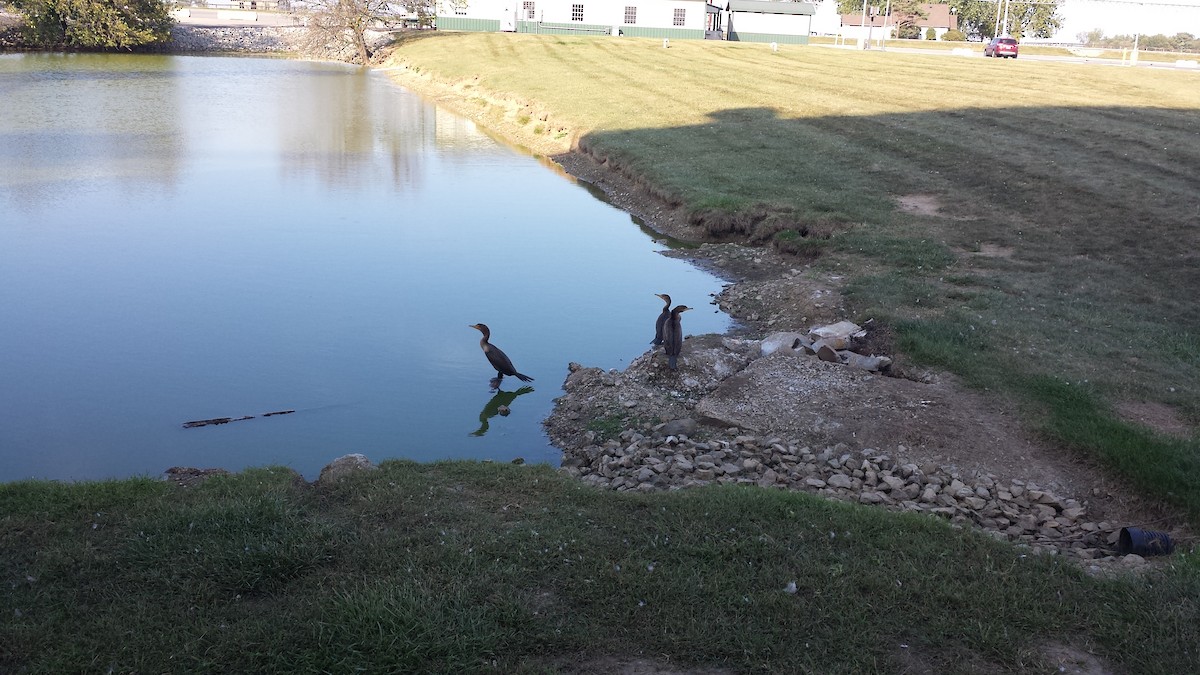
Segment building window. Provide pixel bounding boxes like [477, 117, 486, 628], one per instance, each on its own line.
[523, 1, 535, 19]
[673, 8, 685, 26]
[571, 3, 583, 21]
[624, 6, 636, 24]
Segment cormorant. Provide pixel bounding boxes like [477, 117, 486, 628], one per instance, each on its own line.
[651, 293, 671, 345]
[469, 323, 534, 386]
[662, 305, 691, 370]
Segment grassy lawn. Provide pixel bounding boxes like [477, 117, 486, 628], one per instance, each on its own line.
[383, 33, 1200, 522]
[3, 463, 1199, 672]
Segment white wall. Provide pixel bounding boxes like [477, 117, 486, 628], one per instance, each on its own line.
[810, 0, 842, 35]
[729, 11, 810, 36]
[439, 0, 711, 31]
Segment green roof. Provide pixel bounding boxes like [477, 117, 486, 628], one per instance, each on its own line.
[726, 1, 816, 16]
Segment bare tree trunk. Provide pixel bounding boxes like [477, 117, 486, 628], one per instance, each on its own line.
[353, 28, 369, 64]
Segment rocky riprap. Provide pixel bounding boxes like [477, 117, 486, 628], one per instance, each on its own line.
[162, 25, 306, 53]
[560, 425, 1129, 563]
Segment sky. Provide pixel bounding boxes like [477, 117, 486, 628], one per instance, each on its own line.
[1054, 0, 1200, 40]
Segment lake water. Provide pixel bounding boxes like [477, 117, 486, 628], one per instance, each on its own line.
[0, 53, 729, 483]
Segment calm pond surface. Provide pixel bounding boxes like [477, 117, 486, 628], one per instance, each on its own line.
[0, 53, 729, 483]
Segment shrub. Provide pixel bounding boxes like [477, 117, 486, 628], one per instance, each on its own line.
[10, 0, 173, 49]
[926, 28, 937, 41]
[941, 29, 967, 42]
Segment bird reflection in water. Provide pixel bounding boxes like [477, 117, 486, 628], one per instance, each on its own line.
[471, 385, 534, 437]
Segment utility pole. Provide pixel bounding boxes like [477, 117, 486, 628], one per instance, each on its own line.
[860, 0, 869, 49]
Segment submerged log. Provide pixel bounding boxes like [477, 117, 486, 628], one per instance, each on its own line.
[182, 409, 295, 428]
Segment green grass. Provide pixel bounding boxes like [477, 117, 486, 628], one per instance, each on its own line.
[384, 33, 1200, 521]
[3, 463, 1199, 672]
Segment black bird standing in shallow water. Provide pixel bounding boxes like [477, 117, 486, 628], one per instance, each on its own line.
[651, 293, 671, 345]
[662, 305, 691, 370]
[469, 323, 534, 387]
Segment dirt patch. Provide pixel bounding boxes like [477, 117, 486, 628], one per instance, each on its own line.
[561, 656, 733, 675]
[1115, 400, 1194, 438]
[897, 194, 943, 217]
[1041, 642, 1113, 675]
[974, 243, 1016, 258]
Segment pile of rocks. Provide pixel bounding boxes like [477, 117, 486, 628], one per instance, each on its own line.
[560, 425, 1124, 561]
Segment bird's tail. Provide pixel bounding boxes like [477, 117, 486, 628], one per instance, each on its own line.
[651, 337, 663, 345]
[515, 373, 534, 382]
[668, 355, 677, 370]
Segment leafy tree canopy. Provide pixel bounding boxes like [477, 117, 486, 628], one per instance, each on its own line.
[947, 0, 1061, 39]
[1078, 29, 1200, 53]
[10, 0, 173, 49]
[836, 1, 1063, 40]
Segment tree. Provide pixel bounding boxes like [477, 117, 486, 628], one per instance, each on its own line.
[9, 0, 173, 49]
[302, 0, 432, 65]
[836, 0, 927, 39]
[1077, 28, 1105, 45]
[1171, 32, 1196, 52]
[946, 0, 1062, 40]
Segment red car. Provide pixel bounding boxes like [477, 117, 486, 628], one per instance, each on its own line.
[984, 36, 1019, 58]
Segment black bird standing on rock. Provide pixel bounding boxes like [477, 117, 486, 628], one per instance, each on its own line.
[651, 293, 671, 345]
[662, 305, 691, 370]
[469, 323, 534, 387]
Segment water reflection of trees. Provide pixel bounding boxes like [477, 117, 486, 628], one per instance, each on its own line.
[0, 54, 184, 207]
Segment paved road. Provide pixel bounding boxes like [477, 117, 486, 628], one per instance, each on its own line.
[816, 41, 1200, 72]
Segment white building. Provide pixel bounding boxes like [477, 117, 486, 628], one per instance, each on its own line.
[724, 1, 816, 44]
[435, 0, 718, 39]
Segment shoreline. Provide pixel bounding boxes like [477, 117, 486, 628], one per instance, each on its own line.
[2, 26, 1187, 560]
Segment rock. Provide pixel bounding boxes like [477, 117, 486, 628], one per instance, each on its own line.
[659, 418, 699, 436]
[805, 478, 827, 488]
[842, 352, 892, 372]
[814, 340, 841, 363]
[806, 319, 864, 341]
[511, 457, 524, 465]
[827, 474, 853, 489]
[761, 332, 807, 356]
[1061, 507, 1087, 521]
[858, 491, 886, 504]
[317, 453, 376, 485]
